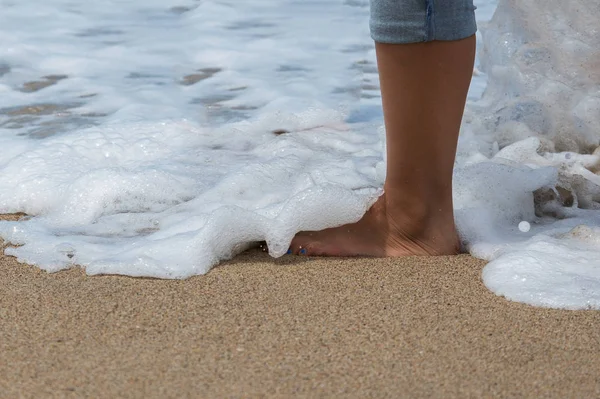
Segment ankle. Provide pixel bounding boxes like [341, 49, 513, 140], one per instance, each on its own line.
[382, 189, 454, 223]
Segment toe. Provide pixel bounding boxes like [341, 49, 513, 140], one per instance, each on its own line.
[289, 234, 311, 255]
[289, 241, 317, 256]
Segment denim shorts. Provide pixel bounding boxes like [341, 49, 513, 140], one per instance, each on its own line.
[370, 0, 477, 43]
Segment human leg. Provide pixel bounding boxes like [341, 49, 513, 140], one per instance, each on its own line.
[289, 1, 477, 256]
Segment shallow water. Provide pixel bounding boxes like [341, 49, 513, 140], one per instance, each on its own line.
[1, 0, 600, 309]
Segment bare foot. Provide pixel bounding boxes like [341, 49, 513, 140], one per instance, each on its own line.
[288, 193, 460, 257]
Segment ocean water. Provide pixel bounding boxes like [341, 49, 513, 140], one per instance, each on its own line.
[1, 0, 599, 309]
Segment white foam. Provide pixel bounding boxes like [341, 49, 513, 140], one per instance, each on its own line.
[0, 114, 382, 277]
[2, 0, 600, 309]
[461, 0, 600, 308]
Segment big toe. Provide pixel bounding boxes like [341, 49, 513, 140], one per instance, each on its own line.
[291, 231, 340, 256]
[289, 235, 314, 255]
[289, 236, 351, 257]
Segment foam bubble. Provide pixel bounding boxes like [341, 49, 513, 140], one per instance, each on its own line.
[518, 221, 530, 233]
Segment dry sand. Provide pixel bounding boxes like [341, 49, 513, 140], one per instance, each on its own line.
[1, 214, 600, 398]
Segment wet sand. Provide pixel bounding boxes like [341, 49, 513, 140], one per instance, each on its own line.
[1, 214, 599, 398]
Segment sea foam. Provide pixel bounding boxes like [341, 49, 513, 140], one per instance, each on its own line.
[1, 0, 600, 309]
[458, 0, 600, 308]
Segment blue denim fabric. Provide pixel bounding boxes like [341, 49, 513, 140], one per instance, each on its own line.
[370, 0, 477, 43]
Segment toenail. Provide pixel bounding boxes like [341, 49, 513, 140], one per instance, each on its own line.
[286, 249, 292, 254]
[299, 248, 307, 255]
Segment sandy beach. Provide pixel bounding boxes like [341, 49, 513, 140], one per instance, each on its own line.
[1, 213, 599, 398]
